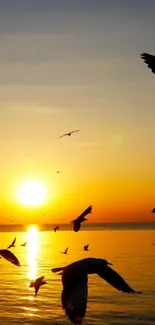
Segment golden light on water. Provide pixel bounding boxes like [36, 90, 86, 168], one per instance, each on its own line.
[27, 225, 39, 280]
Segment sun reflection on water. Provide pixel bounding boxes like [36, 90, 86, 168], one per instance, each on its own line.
[26, 225, 39, 280]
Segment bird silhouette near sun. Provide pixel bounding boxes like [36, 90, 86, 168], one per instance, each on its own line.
[71, 205, 92, 232]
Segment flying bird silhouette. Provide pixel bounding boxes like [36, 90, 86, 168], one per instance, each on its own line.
[21, 241, 27, 247]
[141, 53, 155, 74]
[52, 258, 141, 325]
[0, 249, 20, 266]
[54, 226, 60, 232]
[57, 171, 61, 174]
[71, 205, 92, 232]
[83, 245, 89, 251]
[61, 247, 68, 255]
[59, 130, 80, 139]
[29, 276, 46, 297]
[152, 208, 155, 213]
[7, 237, 16, 249]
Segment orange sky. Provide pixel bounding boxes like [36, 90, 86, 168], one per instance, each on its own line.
[0, 2, 155, 224]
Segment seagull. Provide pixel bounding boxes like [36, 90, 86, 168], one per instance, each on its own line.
[152, 208, 155, 213]
[83, 245, 89, 251]
[54, 226, 60, 232]
[59, 130, 80, 139]
[52, 257, 142, 325]
[7, 237, 16, 249]
[141, 53, 155, 74]
[29, 276, 46, 297]
[0, 249, 20, 266]
[61, 247, 68, 255]
[71, 205, 92, 232]
[21, 241, 27, 247]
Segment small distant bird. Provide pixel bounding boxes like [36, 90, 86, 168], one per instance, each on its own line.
[0, 249, 20, 266]
[29, 276, 46, 297]
[61, 247, 68, 255]
[71, 205, 92, 232]
[84, 245, 89, 251]
[54, 226, 60, 232]
[152, 208, 155, 213]
[57, 171, 61, 174]
[21, 241, 27, 247]
[7, 237, 16, 249]
[141, 53, 155, 74]
[52, 258, 141, 325]
[59, 130, 80, 139]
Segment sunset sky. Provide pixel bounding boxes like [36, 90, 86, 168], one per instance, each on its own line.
[0, 0, 155, 224]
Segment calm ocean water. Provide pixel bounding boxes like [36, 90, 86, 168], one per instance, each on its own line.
[0, 224, 155, 324]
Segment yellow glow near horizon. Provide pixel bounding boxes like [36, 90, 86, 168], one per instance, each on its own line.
[17, 180, 47, 207]
[27, 225, 39, 280]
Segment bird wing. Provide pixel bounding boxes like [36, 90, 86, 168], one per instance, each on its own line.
[62, 271, 88, 324]
[71, 129, 80, 134]
[97, 265, 136, 293]
[59, 133, 68, 138]
[35, 276, 45, 286]
[12, 237, 16, 246]
[141, 53, 155, 74]
[78, 205, 92, 221]
[52, 266, 65, 273]
[65, 248, 68, 254]
[0, 249, 20, 266]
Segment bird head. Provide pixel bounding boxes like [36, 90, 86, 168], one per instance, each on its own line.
[29, 281, 35, 288]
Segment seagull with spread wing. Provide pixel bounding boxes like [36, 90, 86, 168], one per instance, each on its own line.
[71, 205, 92, 232]
[83, 244, 89, 251]
[141, 53, 155, 74]
[7, 237, 16, 249]
[29, 276, 46, 297]
[59, 130, 80, 139]
[52, 257, 141, 325]
[0, 249, 20, 266]
[61, 247, 68, 255]
[54, 226, 60, 232]
[21, 241, 27, 247]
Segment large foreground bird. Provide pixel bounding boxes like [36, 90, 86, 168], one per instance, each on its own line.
[71, 205, 92, 232]
[0, 249, 20, 266]
[141, 53, 155, 74]
[52, 258, 141, 325]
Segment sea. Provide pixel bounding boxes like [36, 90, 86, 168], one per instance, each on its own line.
[0, 222, 155, 325]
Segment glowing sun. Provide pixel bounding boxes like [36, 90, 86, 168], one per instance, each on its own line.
[17, 180, 47, 207]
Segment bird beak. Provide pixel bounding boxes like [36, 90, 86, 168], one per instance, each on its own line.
[107, 262, 113, 266]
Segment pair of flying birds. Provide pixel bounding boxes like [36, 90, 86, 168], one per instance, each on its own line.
[7, 237, 27, 249]
[61, 245, 89, 255]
